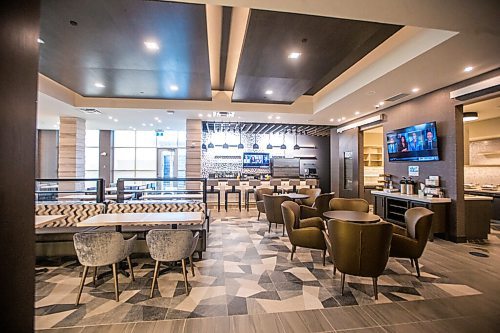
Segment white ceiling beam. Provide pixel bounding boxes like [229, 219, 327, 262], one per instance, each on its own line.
[224, 6, 249, 90]
[206, 4, 223, 89]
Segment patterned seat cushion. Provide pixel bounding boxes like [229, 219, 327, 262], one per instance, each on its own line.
[35, 203, 106, 228]
[107, 201, 206, 220]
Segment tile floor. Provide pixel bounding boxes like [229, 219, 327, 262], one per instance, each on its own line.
[35, 210, 500, 332]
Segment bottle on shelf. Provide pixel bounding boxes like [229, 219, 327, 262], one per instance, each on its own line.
[407, 177, 415, 195]
[400, 177, 407, 194]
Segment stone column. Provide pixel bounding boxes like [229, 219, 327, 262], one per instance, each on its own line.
[58, 117, 85, 190]
[186, 119, 202, 189]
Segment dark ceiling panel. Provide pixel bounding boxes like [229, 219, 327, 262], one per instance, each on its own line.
[39, 0, 212, 100]
[232, 10, 402, 104]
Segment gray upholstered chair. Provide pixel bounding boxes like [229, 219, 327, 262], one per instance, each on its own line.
[254, 187, 273, 220]
[263, 194, 290, 236]
[73, 232, 137, 305]
[270, 178, 282, 193]
[287, 179, 301, 193]
[298, 188, 321, 207]
[329, 198, 369, 213]
[146, 229, 199, 297]
[301, 192, 336, 219]
[328, 219, 392, 300]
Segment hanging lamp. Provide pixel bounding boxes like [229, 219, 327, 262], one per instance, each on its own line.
[280, 130, 287, 150]
[293, 130, 300, 150]
[266, 133, 273, 149]
[253, 133, 259, 149]
[238, 128, 244, 149]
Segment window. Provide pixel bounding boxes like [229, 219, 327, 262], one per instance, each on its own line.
[85, 130, 100, 179]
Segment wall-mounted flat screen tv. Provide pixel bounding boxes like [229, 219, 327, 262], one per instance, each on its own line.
[386, 122, 440, 162]
[243, 152, 270, 168]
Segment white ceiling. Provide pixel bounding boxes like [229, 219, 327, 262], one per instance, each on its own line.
[36, 0, 500, 131]
[463, 96, 500, 122]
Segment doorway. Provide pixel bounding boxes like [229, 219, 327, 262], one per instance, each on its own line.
[157, 148, 178, 189]
[361, 126, 384, 204]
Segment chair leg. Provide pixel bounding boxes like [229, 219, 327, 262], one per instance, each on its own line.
[150, 260, 160, 298]
[112, 263, 119, 302]
[291, 245, 296, 260]
[92, 266, 98, 287]
[181, 258, 189, 294]
[76, 266, 89, 306]
[217, 193, 220, 212]
[189, 255, 195, 277]
[127, 256, 135, 281]
[410, 258, 414, 267]
[225, 193, 228, 212]
[341, 273, 346, 295]
[258, 212, 261, 221]
[239, 193, 241, 212]
[322, 249, 326, 266]
[414, 258, 420, 277]
[372, 277, 378, 300]
[333, 266, 337, 276]
[282, 223, 285, 236]
[268, 222, 271, 233]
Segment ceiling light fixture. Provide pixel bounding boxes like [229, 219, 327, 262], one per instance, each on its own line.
[149, 123, 154, 127]
[142, 123, 146, 126]
[329, 118, 334, 122]
[341, 117, 346, 120]
[201, 143, 207, 150]
[379, 101, 385, 106]
[411, 87, 420, 93]
[144, 41, 160, 51]
[157, 120, 162, 123]
[337, 118, 342, 122]
[265, 90, 273, 95]
[95, 82, 105, 88]
[37, 38, 45, 44]
[208, 142, 214, 149]
[253, 134, 259, 150]
[113, 119, 118, 122]
[238, 130, 244, 149]
[169, 85, 179, 91]
[288, 52, 301, 59]
[276, 116, 281, 120]
[280, 132, 287, 150]
[166, 126, 170, 130]
[463, 66, 474, 72]
[355, 111, 360, 115]
[463, 112, 478, 122]
[198, 113, 203, 117]
[166, 110, 175, 115]
[293, 131, 300, 150]
[108, 116, 113, 120]
[207, 114, 212, 118]
[154, 117, 159, 120]
[268, 115, 273, 120]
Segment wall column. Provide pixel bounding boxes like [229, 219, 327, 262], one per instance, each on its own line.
[186, 119, 202, 188]
[58, 117, 85, 189]
[99, 130, 113, 186]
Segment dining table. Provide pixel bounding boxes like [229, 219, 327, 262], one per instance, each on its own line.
[35, 215, 66, 228]
[277, 193, 309, 201]
[323, 210, 381, 223]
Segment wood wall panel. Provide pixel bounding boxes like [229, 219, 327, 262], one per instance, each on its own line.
[186, 119, 202, 189]
[58, 117, 86, 190]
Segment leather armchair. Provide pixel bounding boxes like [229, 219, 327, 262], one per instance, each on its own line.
[301, 193, 336, 219]
[389, 207, 434, 277]
[263, 194, 290, 236]
[298, 188, 321, 207]
[254, 188, 273, 220]
[281, 201, 327, 265]
[329, 198, 369, 212]
[328, 219, 392, 300]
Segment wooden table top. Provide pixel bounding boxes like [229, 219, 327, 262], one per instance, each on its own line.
[323, 210, 380, 223]
[77, 212, 203, 227]
[35, 215, 65, 227]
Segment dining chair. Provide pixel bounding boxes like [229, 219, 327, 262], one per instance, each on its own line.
[390, 207, 434, 277]
[254, 187, 273, 220]
[225, 179, 242, 212]
[263, 194, 290, 236]
[281, 201, 327, 265]
[297, 188, 321, 207]
[329, 198, 369, 212]
[245, 179, 262, 211]
[301, 192, 336, 219]
[206, 179, 221, 212]
[73, 232, 137, 305]
[328, 219, 392, 300]
[146, 229, 199, 297]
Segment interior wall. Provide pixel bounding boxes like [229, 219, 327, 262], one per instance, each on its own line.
[363, 132, 383, 146]
[0, 1, 40, 331]
[37, 129, 58, 178]
[467, 117, 500, 140]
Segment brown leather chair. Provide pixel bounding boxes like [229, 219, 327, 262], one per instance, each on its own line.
[390, 207, 434, 277]
[281, 201, 327, 265]
[298, 188, 321, 207]
[254, 188, 273, 220]
[263, 194, 290, 236]
[329, 198, 369, 212]
[301, 192, 336, 219]
[328, 219, 392, 300]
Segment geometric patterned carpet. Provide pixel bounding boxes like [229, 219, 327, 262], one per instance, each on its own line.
[35, 216, 482, 330]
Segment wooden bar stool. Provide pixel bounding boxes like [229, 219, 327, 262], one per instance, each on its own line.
[270, 179, 282, 193]
[287, 179, 301, 193]
[225, 179, 242, 212]
[306, 179, 318, 189]
[245, 179, 261, 211]
[206, 179, 220, 212]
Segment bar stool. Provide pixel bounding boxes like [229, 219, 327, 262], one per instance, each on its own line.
[206, 179, 221, 212]
[270, 179, 282, 194]
[245, 179, 261, 211]
[306, 179, 318, 189]
[287, 179, 301, 193]
[225, 179, 242, 212]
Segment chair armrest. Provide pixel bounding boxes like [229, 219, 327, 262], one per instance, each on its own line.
[300, 217, 325, 230]
[390, 233, 419, 258]
[123, 234, 137, 257]
[300, 205, 319, 219]
[189, 231, 200, 256]
[392, 224, 407, 236]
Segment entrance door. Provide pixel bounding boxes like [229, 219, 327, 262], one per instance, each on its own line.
[338, 128, 363, 198]
[157, 148, 178, 189]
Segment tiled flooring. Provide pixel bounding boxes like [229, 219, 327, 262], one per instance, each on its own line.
[35, 210, 500, 332]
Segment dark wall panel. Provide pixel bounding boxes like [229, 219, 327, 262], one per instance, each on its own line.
[0, 0, 40, 331]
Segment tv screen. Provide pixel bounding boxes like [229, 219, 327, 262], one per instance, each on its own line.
[386, 122, 439, 162]
[243, 152, 270, 168]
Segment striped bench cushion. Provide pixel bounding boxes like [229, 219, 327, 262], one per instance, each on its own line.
[106, 202, 206, 220]
[35, 203, 106, 228]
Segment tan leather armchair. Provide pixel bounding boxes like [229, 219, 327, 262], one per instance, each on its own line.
[329, 198, 369, 212]
[328, 219, 392, 300]
[263, 194, 290, 236]
[282, 201, 327, 265]
[254, 188, 273, 220]
[301, 193, 336, 219]
[390, 207, 434, 277]
[298, 188, 321, 207]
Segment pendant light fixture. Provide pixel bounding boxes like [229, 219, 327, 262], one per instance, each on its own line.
[222, 125, 229, 149]
[238, 128, 244, 149]
[202, 143, 207, 150]
[207, 122, 215, 148]
[253, 133, 259, 149]
[280, 130, 287, 150]
[293, 130, 300, 150]
[266, 133, 273, 149]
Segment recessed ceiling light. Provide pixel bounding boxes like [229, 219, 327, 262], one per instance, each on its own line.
[95, 82, 105, 88]
[149, 123, 154, 126]
[129, 126, 133, 129]
[379, 101, 385, 106]
[464, 66, 474, 72]
[108, 116, 113, 120]
[198, 113, 203, 117]
[288, 52, 301, 59]
[142, 123, 146, 126]
[276, 116, 281, 120]
[169, 85, 179, 91]
[166, 110, 175, 115]
[207, 114, 212, 118]
[265, 90, 273, 95]
[37, 38, 45, 44]
[157, 120, 162, 123]
[144, 41, 160, 51]
[113, 119, 118, 122]
[132, 128, 136, 131]
[268, 115, 273, 119]
[341, 117, 346, 120]
[412, 87, 420, 93]
[154, 117, 159, 120]
[337, 118, 342, 122]
[355, 111, 360, 115]
[329, 118, 334, 122]
[57, 121, 60, 125]
[166, 126, 170, 130]
[53, 124, 58, 128]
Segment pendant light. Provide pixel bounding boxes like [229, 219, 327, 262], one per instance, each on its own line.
[238, 128, 244, 149]
[280, 130, 287, 150]
[202, 143, 207, 150]
[293, 130, 300, 150]
[266, 133, 273, 149]
[222, 124, 229, 149]
[207, 122, 215, 148]
[252, 134, 259, 149]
